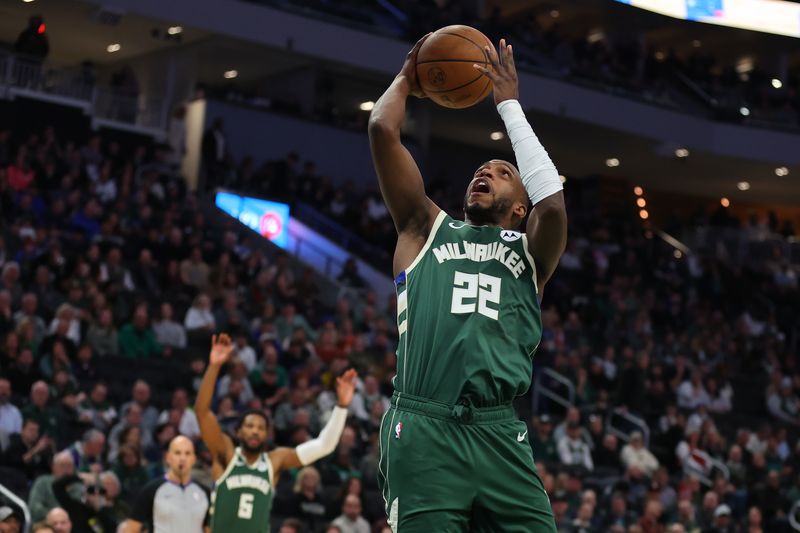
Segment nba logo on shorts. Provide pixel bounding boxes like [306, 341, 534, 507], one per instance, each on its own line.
[395, 421, 403, 439]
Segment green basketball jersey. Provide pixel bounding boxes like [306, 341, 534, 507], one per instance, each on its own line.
[210, 447, 274, 533]
[394, 211, 542, 406]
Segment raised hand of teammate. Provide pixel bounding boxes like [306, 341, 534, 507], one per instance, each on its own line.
[474, 38, 519, 105]
[209, 333, 235, 368]
[397, 33, 432, 99]
[335, 368, 358, 407]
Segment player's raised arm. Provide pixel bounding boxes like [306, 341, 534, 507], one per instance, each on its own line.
[194, 334, 235, 469]
[269, 368, 357, 474]
[476, 39, 568, 293]
[368, 34, 439, 238]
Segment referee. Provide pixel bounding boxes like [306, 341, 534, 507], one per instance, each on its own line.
[122, 436, 209, 533]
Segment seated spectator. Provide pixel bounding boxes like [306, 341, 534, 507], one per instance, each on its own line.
[85, 308, 118, 357]
[705, 377, 733, 414]
[112, 444, 149, 503]
[593, 433, 623, 473]
[0, 418, 52, 480]
[553, 407, 591, 446]
[558, 421, 594, 473]
[107, 403, 153, 463]
[530, 414, 559, 466]
[0, 377, 21, 436]
[66, 429, 106, 473]
[603, 492, 634, 531]
[77, 382, 117, 433]
[337, 258, 366, 289]
[348, 376, 389, 423]
[275, 303, 316, 343]
[13, 292, 47, 345]
[287, 466, 327, 532]
[766, 376, 799, 426]
[620, 431, 660, 478]
[120, 380, 159, 434]
[52, 470, 118, 533]
[216, 358, 254, 406]
[180, 246, 210, 290]
[118, 304, 162, 359]
[47, 304, 81, 345]
[28, 451, 75, 522]
[0, 506, 22, 533]
[21, 381, 61, 439]
[232, 330, 256, 372]
[152, 302, 187, 351]
[45, 508, 71, 533]
[184, 293, 215, 332]
[331, 494, 370, 533]
[677, 370, 710, 410]
[157, 388, 200, 439]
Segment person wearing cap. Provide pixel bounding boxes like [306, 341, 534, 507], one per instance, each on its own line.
[704, 503, 733, 533]
[0, 506, 21, 533]
[557, 421, 594, 472]
[122, 436, 209, 533]
[620, 431, 660, 478]
[530, 414, 559, 466]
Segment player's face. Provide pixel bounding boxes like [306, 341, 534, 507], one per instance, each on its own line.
[464, 160, 524, 225]
[238, 414, 268, 454]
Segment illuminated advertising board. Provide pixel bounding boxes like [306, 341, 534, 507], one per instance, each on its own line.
[614, 0, 800, 38]
[215, 191, 290, 249]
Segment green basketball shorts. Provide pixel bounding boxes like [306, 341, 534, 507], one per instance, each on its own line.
[378, 392, 557, 532]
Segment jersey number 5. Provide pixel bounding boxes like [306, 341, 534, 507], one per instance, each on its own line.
[238, 493, 254, 519]
[451, 271, 501, 320]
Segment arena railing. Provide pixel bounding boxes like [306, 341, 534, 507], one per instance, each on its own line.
[606, 408, 651, 448]
[532, 367, 576, 416]
[0, 481, 31, 533]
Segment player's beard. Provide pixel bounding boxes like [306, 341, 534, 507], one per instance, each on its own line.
[240, 439, 266, 455]
[463, 193, 512, 226]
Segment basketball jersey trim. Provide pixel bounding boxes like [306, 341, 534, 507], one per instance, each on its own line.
[405, 210, 447, 274]
[215, 447, 274, 487]
[520, 234, 539, 294]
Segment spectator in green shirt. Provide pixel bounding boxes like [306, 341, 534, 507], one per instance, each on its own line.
[21, 380, 61, 439]
[118, 304, 161, 359]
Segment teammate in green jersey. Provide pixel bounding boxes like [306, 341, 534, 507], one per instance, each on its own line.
[368, 35, 567, 532]
[195, 334, 358, 533]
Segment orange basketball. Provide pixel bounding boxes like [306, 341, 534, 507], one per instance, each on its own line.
[416, 25, 494, 109]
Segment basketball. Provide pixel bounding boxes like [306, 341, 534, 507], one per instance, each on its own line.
[416, 25, 494, 109]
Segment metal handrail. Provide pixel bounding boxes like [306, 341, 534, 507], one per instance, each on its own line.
[789, 499, 800, 531]
[532, 367, 576, 415]
[606, 408, 651, 448]
[0, 481, 31, 533]
[681, 448, 730, 487]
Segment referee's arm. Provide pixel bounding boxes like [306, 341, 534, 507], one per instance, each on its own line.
[121, 479, 159, 533]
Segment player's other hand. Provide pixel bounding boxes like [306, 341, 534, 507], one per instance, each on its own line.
[474, 38, 519, 105]
[398, 33, 431, 99]
[335, 368, 358, 408]
[209, 333, 235, 368]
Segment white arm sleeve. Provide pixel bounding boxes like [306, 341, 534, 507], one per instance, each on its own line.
[295, 406, 348, 465]
[497, 99, 563, 206]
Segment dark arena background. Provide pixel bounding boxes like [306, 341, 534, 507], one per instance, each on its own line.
[0, 0, 799, 532]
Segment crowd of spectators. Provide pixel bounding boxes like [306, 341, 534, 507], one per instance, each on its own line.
[240, 0, 800, 130]
[1, 116, 799, 533]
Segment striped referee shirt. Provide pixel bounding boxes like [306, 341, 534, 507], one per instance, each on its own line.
[130, 476, 210, 533]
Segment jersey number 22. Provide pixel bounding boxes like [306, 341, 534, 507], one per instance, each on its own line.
[451, 271, 501, 320]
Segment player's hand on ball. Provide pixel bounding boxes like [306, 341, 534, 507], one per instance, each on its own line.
[335, 368, 358, 408]
[398, 33, 431, 98]
[209, 333, 235, 368]
[474, 38, 519, 105]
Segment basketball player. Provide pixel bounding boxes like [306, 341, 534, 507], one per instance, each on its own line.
[195, 334, 357, 533]
[368, 35, 566, 532]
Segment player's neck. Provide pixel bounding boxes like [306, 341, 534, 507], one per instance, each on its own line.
[241, 449, 261, 464]
[464, 215, 513, 230]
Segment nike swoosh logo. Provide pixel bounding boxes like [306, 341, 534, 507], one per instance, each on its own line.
[517, 430, 528, 442]
[449, 222, 466, 229]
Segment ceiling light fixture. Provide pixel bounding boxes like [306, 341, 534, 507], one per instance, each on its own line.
[775, 166, 789, 177]
[771, 78, 782, 89]
[167, 26, 183, 35]
[639, 209, 649, 220]
[106, 43, 121, 53]
[550, 9, 560, 18]
[359, 101, 375, 111]
[490, 131, 505, 141]
[740, 107, 750, 116]
[673, 249, 683, 259]
[559, 175, 567, 183]
[636, 198, 646, 208]
[720, 197, 730, 207]
[633, 186, 643, 196]
[606, 158, 620, 168]
[224, 70, 238, 79]
[675, 148, 689, 158]
[737, 181, 750, 191]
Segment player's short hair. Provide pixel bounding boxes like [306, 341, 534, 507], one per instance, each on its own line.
[236, 408, 270, 430]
